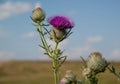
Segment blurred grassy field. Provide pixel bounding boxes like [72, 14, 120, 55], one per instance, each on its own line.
[0, 61, 120, 84]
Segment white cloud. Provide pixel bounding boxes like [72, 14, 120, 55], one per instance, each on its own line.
[21, 32, 38, 38]
[0, 50, 15, 60]
[35, 2, 42, 8]
[111, 49, 120, 57]
[0, 1, 31, 20]
[87, 36, 102, 44]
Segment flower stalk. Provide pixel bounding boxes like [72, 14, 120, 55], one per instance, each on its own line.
[37, 23, 60, 84]
[81, 52, 109, 84]
[32, 16, 73, 83]
[37, 23, 52, 58]
[53, 42, 60, 84]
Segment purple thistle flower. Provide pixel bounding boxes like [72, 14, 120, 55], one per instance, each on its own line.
[47, 15, 74, 29]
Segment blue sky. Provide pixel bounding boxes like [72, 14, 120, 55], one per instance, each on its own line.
[0, 0, 120, 61]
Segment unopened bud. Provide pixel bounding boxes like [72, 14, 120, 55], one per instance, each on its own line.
[31, 6, 45, 23]
[87, 51, 108, 73]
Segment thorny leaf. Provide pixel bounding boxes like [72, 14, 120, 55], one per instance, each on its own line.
[39, 44, 45, 49]
[58, 56, 67, 68]
[43, 27, 51, 35]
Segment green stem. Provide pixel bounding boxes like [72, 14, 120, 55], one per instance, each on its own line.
[53, 42, 59, 84]
[38, 23, 52, 57]
[37, 23, 60, 84]
[54, 42, 59, 54]
[53, 59, 58, 84]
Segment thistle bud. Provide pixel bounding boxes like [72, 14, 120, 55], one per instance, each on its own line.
[87, 51, 108, 73]
[31, 6, 45, 23]
[65, 70, 76, 82]
[50, 28, 67, 42]
[59, 78, 70, 84]
[59, 70, 76, 84]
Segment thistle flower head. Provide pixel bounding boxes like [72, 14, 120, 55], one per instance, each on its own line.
[87, 51, 108, 73]
[31, 5, 45, 23]
[47, 15, 74, 29]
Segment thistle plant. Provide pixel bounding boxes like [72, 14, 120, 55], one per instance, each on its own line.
[31, 4, 120, 84]
[31, 5, 74, 84]
[81, 52, 109, 84]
